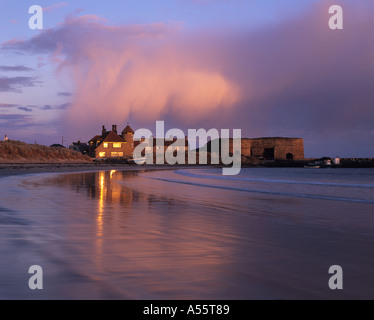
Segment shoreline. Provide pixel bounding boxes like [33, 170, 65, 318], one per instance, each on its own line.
[1, 161, 372, 179]
[0, 163, 217, 178]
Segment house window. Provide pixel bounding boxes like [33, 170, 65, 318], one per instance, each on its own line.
[113, 143, 122, 148]
[99, 152, 106, 157]
[111, 152, 123, 157]
[103, 143, 109, 148]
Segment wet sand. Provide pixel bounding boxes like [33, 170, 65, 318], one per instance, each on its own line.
[1, 167, 373, 299]
[0, 163, 208, 178]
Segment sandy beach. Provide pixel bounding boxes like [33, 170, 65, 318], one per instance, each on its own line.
[0, 162, 208, 178]
[0, 166, 374, 299]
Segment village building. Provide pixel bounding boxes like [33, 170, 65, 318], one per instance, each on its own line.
[134, 136, 189, 163]
[50, 144, 65, 148]
[88, 124, 134, 159]
[207, 137, 304, 161]
[240, 137, 304, 160]
[135, 137, 189, 154]
[87, 123, 304, 162]
[69, 141, 89, 155]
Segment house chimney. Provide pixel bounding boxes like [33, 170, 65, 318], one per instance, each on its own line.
[112, 125, 117, 134]
[102, 125, 106, 135]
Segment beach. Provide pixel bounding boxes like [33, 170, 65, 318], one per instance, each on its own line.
[0, 166, 374, 299]
[0, 163, 185, 177]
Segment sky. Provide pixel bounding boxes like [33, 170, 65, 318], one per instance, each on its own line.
[0, 0, 373, 157]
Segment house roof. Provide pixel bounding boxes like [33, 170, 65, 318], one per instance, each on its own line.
[102, 131, 125, 143]
[122, 124, 134, 135]
[89, 135, 101, 144]
[50, 144, 65, 148]
[89, 131, 125, 149]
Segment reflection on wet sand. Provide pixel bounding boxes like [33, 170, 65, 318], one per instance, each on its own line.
[97, 172, 104, 266]
[5, 168, 374, 299]
[22, 170, 236, 299]
[46, 170, 137, 270]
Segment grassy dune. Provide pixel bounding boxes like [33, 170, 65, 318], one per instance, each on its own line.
[0, 140, 92, 163]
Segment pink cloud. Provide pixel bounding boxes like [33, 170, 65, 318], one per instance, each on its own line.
[12, 15, 240, 131]
[2, 0, 374, 156]
[63, 27, 240, 127]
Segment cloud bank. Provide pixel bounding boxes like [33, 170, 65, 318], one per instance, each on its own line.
[0, 65, 34, 72]
[2, 0, 374, 156]
[0, 76, 38, 92]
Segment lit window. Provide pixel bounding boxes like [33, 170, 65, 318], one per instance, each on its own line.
[111, 152, 123, 157]
[113, 143, 122, 148]
[99, 152, 106, 157]
[103, 143, 109, 148]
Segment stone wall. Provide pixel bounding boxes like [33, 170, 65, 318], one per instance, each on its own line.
[247, 138, 304, 160]
[208, 137, 304, 161]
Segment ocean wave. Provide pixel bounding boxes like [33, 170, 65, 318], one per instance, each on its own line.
[174, 169, 374, 189]
[144, 172, 374, 204]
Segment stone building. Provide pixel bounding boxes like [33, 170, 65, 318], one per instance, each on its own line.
[88, 123, 304, 162]
[69, 141, 89, 155]
[245, 137, 304, 160]
[88, 124, 134, 159]
[207, 137, 304, 161]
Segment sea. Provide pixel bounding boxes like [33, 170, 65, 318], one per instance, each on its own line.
[0, 167, 374, 299]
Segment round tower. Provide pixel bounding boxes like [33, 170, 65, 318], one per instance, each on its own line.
[121, 123, 135, 154]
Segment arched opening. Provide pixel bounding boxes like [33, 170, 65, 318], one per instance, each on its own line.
[286, 153, 294, 160]
[263, 148, 274, 160]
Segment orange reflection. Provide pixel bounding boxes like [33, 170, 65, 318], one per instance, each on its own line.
[96, 171, 105, 266]
[95, 170, 135, 269]
[31, 170, 236, 297]
[110, 170, 116, 178]
[97, 172, 105, 235]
